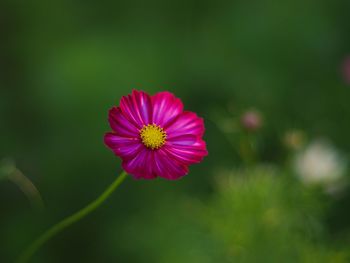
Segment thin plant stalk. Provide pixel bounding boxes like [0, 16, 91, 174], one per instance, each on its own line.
[17, 170, 128, 263]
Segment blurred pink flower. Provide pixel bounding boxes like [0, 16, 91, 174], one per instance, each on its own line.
[240, 110, 262, 132]
[104, 90, 208, 180]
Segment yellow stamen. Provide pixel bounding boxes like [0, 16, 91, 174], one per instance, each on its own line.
[140, 124, 166, 150]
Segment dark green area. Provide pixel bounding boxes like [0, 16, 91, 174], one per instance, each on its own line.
[1, 0, 350, 262]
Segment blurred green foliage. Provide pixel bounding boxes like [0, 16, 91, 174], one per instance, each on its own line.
[1, 0, 350, 262]
[118, 167, 349, 262]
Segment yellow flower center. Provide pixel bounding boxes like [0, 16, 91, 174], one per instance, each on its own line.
[140, 124, 166, 150]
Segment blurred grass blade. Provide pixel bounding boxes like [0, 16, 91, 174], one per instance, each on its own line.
[0, 159, 44, 210]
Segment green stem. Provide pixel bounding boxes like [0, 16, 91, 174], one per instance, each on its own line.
[17, 170, 128, 263]
[239, 132, 257, 167]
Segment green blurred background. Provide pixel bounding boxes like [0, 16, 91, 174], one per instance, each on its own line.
[1, 0, 350, 262]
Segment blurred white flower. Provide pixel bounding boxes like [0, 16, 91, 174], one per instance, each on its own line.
[294, 140, 346, 187]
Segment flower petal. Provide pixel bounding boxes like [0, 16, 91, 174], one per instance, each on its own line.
[153, 149, 189, 180]
[108, 107, 139, 137]
[122, 149, 157, 179]
[104, 133, 142, 160]
[163, 137, 207, 165]
[120, 90, 152, 128]
[152, 91, 183, 127]
[166, 111, 205, 139]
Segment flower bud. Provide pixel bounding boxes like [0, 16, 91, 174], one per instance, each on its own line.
[240, 110, 262, 132]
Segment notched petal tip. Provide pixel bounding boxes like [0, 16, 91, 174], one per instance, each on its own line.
[119, 90, 153, 127]
[151, 91, 184, 127]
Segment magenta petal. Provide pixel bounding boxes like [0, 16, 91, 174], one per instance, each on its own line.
[104, 133, 142, 160]
[163, 137, 207, 165]
[108, 107, 139, 137]
[152, 91, 183, 127]
[167, 134, 198, 145]
[166, 111, 205, 139]
[153, 149, 189, 180]
[120, 90, 152, 128]
[122, 149, 157, 179]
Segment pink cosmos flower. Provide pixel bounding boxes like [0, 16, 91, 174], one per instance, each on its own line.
[104, 90, 208, 180]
